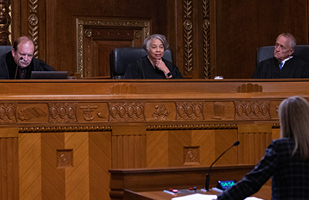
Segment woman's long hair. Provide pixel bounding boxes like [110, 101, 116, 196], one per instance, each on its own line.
[279, 96, 309, 160]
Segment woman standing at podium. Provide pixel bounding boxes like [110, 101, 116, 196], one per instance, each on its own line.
[217, 96, 309, 200]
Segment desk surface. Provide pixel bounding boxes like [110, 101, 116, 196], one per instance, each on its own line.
[124, 186, 271, 200]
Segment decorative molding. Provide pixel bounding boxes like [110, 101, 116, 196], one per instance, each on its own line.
[28, 0, 39, 57]
[76, 17, 150, 78]
[109, 102, 145, 122]
[48, 102, 77, 123]
[19, 125, 112, 133]
[237, 83, 263, 93]
[176, 101, 203, 120]
[183, 0, 193, 76]
[147, 123, 238, 130]
[183, 146, 200, 165]
[80, 105, 98, 121]
[0, 103, 17, 123]
[0, 0, 11, 45]
[110, 83, 137, 94]
[57, 150, 73, 168]
[235, 100, 271, 120]
[152, 103, 170, 120]
[18, 107, 47, 121]
[202, 0, 211, 79]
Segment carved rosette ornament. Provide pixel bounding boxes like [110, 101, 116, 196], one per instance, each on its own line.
[48, 103, 77, 123]
[176, 101, 203, 120]
[109, 102, 145, 122]
[28, 0, 39, 57]
[0, 103, 16, 123]
[0, 0, 11, 45]
[183, 0, 193, 76]
[202, 0, 211, 79]
[235, 100, 271, 120]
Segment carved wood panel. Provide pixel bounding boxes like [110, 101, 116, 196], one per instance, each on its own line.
[77, 17, 150, 78]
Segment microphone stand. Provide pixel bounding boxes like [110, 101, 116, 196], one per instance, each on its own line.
[14, 57, 23, 79]
[205, 141, 240, 191]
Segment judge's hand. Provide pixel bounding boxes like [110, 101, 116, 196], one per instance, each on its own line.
[155, 59, 170, 77]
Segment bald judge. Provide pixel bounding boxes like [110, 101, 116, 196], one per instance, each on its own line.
[0, 36, 55, 79]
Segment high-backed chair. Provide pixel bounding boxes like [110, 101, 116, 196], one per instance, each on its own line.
[110, 47, 173, 79]
[256, 45, 309, 66]
[0, 45, 12, 56]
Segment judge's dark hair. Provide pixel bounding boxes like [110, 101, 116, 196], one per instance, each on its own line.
[13, 36, 35, 51]
[279, 96, 309, 160]
[143, 34, 169, 53]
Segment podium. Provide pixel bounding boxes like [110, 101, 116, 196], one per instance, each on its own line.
[109, 165, 271, 200]
[123, 186, 271, 200]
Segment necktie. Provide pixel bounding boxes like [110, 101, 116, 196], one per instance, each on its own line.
[279, 61, 283, 70]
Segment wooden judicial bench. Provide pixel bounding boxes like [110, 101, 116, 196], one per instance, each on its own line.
[0, 79, 308, 199]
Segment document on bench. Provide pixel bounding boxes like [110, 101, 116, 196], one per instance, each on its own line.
[171, 193, 263, 200]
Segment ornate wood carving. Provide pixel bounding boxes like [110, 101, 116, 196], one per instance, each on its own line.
[0, 0, 11, 45]
[28, 0, 39, 57]
[18, 106, 47, 121]
[235, 100, 271, 120]
[110, 83, 137, 94]
[183, 0, 193, 76]
[202, 0, 210, 79]
[0, 103, 16, 123]
[76, 17, 150, 78]
[48, 102, 77, 123]
[176, 101, 203, 120]
[109, 102, 145, 122]
[237, 83, 263, 93]
[57, 149, 73, 168]
[183, 146, 200, 165]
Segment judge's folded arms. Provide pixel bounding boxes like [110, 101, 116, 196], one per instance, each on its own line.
[217, 96, 309, 200]
[252, 33, 309, 79]
[0, 36, 55, 79]
[124, 34, 183, 79]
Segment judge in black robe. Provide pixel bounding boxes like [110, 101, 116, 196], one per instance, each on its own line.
[252, 56, 309, 79]
[124, 56, 183, 79]
[0, 51, 55, 79]
[124, 34, 183, 79]
[252, 33, 309, 79]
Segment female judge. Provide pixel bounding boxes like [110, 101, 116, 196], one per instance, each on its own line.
[124, 34, 183, 79]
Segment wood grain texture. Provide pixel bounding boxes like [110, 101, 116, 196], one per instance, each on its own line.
[64, 132, 89, 200]
[41, 133, 65, 200]
[19, 133, 42, 200]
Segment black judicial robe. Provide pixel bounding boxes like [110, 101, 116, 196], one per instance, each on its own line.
[0, 51, 55, 79]
[252, 56, 309, 79]
[124, 56, 183, 79]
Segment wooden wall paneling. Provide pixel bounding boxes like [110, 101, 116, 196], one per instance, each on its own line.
[41, 133, 65, 200]
[111, 126, 146, 169]
[0, 128, 18, 200]
[257, 0, 309, 47]
[238, 124, 272, 165]
[89, 131, 111, 200]
[214, 129, 238, 166]
[191, 130, 215, 166]
[146, 131, 169, 168]
[215, 0, 260, 79]
[168, 130, 191, 167]
[19, 133, 42, 200]
[64, 132, 89, 200]
[0, 136, 19, 200]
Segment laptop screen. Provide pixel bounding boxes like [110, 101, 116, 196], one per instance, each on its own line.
[30, 71, 68, 79]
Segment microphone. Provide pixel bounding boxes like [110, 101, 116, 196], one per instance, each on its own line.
[205, 141, 240, 191]
[14, 57, 23, 79]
